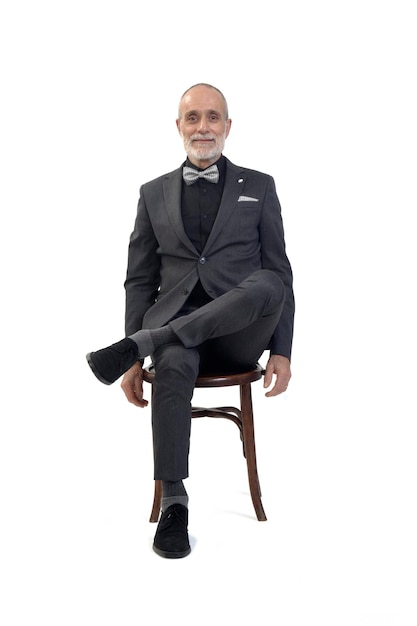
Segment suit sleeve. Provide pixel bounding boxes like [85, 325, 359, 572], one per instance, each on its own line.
[124, 186, 161, 336]
[260, 177, 295, 360]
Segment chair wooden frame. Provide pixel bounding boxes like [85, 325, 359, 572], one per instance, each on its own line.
[142, 363, 267, 522]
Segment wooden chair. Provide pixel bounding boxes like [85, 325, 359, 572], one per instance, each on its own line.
[142, 363, 267, 522]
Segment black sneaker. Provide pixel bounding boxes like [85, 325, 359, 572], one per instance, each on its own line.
[86, 338, 138, 385]
[153, 504, 191, 559]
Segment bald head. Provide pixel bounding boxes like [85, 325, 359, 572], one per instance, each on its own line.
[178, 83, 229, 120]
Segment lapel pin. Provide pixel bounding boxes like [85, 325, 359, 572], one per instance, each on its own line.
[238, 178, 244, 183]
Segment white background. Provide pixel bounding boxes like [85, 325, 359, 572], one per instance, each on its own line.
[1, 1, 416, 625]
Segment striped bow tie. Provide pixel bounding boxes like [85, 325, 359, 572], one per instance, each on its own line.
[182, 164, 219, 185]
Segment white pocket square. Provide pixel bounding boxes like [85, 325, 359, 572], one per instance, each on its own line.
[238, 195, 259, 202]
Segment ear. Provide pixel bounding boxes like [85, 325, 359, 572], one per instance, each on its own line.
[225, 118, 232, 138]
[176, 118, 181, 134]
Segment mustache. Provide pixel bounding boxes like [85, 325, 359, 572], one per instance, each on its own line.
[190, 134, 216, 141]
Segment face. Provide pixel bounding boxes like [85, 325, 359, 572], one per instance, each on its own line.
[176, 85, 232, 168]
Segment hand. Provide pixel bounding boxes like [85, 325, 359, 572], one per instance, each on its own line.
[263, 354, 291, 397]
[120, 361, 149, 408]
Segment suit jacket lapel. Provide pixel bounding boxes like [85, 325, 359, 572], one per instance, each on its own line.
[162, 168, 198, 254]
[203, 160, 247, 252]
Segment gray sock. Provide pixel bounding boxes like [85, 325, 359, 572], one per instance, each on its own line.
[128, 325, 178, 359]
[161, 480, 189, 512]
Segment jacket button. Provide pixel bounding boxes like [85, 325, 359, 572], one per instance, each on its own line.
[199, 257, 206, 264]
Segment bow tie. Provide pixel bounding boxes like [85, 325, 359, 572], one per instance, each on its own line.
[183, 164, 219, 185]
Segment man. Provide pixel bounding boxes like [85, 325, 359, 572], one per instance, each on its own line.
[87, 83, 294, 559]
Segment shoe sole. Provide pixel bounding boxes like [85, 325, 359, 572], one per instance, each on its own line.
[153, 544, 191, 559]
[86, 353, 112, 385]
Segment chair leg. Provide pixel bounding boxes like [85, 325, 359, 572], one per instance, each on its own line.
[149, 479, 162, 523]
[240, 383, 267, 521]
[147, 381, 267, 522]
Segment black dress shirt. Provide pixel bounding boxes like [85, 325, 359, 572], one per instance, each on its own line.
[181, 155, 226, 308]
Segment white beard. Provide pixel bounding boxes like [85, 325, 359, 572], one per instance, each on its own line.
[183, 133, 226, 164]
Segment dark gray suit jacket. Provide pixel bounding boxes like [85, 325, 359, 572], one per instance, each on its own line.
[124, 157, 295, 359]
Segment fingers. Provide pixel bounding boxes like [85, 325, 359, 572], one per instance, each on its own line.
[263, 370, 272, 389]
[122, 383, 148, 407]
[122, 384, 148, 407]
[262, 354, 291, 397]
[133, 379, 149, 407]
[120, 364, 149, 408]
[265, 380, 288, 397]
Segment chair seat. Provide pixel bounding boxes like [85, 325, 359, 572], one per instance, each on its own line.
[142, 363, 264, 387]
[143, 362, 267, 522]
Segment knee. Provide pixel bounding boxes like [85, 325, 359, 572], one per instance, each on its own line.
[256, 269, 284, 289]
[247, 269, 285, 311]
